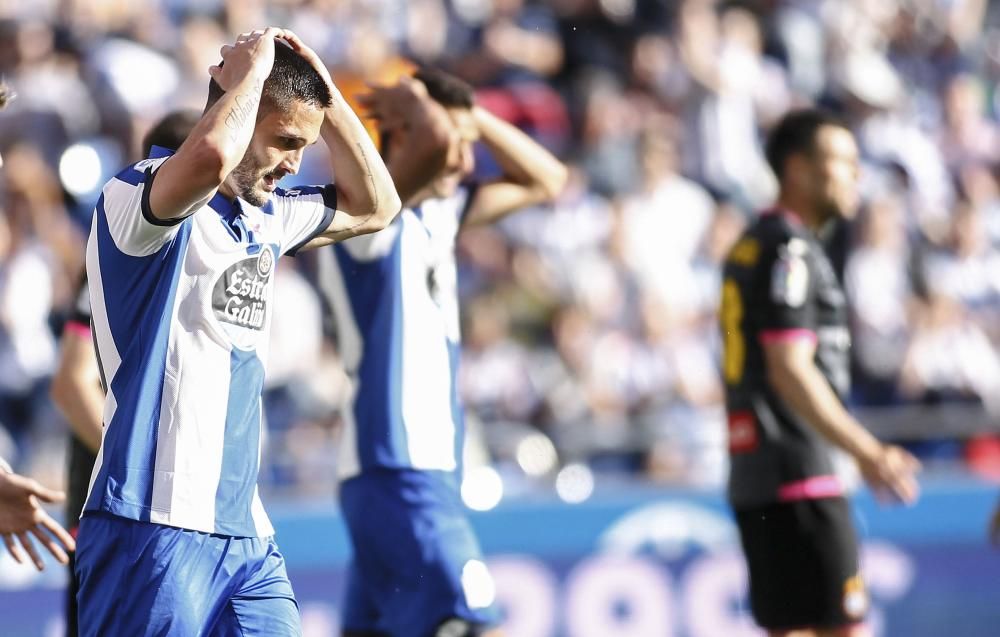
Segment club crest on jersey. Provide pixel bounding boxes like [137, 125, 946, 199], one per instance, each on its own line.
[212, 246, 274, 334]
[256, 244, 274, 278]
[843, 574, 869, 619]
[771, 240, 809, 307]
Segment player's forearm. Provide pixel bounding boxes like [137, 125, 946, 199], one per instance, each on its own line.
[50, 373, 104, 454]
[51, 333, 106, 453]
[189, 72, 268, 184]
[149, 72, 267, 220]
[768, 359, 882, 464]
[321, 92, 402, 234]
[472, 105, 568, 200]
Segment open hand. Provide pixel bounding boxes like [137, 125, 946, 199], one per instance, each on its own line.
[0, 470, 75, 570]
[859, 444, 922, 505]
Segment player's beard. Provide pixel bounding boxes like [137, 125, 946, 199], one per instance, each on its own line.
[229, 153, 278, 207]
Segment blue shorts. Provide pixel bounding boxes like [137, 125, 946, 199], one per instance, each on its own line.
[340, 469, 500, 636]
[75, 512, 300, 637]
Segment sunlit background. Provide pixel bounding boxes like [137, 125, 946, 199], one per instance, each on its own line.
[0, 1, 999, 635]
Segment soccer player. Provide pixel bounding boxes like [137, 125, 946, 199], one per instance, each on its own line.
[50, 109, 199, 637]
[75, 28, 399, 637]
[720, 109, 921, 637]
[311, 69, 567, 637]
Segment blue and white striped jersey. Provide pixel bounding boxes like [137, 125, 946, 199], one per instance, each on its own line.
[315, 187, 475, 479]
[84, 146, 336, 537]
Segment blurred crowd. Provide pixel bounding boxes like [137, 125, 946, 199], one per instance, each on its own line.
[2, 0, 1000, 498]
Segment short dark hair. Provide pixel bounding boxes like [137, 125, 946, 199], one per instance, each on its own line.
[205, 40, 332, 115]
[765, 109, 849, 181]
[414, 67, 474, 109]
[141, 110, 200, 157]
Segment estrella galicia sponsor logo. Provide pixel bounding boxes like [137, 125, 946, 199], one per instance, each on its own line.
[213, 247, 274, 331]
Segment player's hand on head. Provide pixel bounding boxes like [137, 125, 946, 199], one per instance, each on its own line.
[209, 27, 287, 91]
[274, 29, 337, 96]
[0, 471, 76, 570]
[358, 77, 433, 135]
[860, 444, 921, 506]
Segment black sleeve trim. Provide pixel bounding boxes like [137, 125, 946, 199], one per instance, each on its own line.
[457, 182, 481, 228]
[286, 205, 336, 257]
[140, 164, 193, 227]
[321, 183, 338, 211]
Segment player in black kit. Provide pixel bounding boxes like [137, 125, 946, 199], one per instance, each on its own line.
[49, 110, 198, 637]
[720, 110, 921, 637]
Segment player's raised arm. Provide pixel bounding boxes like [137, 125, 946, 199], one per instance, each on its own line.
[279, 32, 401, 245]
[50, 324, 104, 454]
[360, 76, 454, 206]
[462, 102, 569, 227]
[147, 29, 281, 221]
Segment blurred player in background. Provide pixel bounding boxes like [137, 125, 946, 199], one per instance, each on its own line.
[720, 109, 921, 637]
[49, 109, 198, 637]
[74, 28, 399, 636]
[0, 81, 76, 574]
[311, 68, 567, 637]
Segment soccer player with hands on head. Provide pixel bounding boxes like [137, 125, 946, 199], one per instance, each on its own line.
[75, 27, 398, 637]
[312, 68, 567, 637]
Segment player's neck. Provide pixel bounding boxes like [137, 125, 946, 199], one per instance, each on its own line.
[407, 194, 429, 208]
[217, 180, 238, 202]
[775, 192, 823, 232]
[407, 187, 435, 209]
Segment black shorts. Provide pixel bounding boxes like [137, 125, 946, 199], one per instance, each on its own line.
[734, 497, 868, 631]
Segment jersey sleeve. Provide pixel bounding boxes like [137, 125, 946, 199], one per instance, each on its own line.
[757, 236, 817, 345]
[273, 185, 338, 256]
[101, 157, 197, 257]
